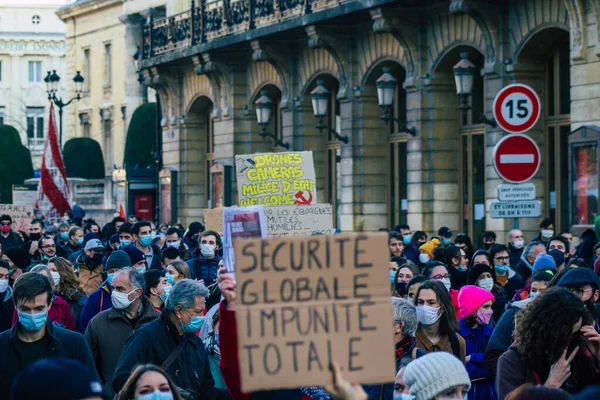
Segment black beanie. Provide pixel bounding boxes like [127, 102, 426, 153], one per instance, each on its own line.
[467, 263, 496, 285]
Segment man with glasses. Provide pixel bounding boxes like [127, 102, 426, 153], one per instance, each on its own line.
[557, 268, 600, 331]
[27, 236, 57, 270]
[489, 244, 526, 301]
[0, 215, 23, 251]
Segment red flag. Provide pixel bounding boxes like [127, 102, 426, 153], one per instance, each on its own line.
[37, 103, 71, 220]
[119, 203, 126, 219]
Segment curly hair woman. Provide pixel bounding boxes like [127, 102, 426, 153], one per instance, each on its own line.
[117, 364, 182, 400]
[47, 257, 88, 331]
[496, 287, 600, 397]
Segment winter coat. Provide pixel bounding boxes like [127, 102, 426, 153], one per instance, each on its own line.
[11, 294, 75, 331]
[515, 259, 532, 281]
[69, 249, 83, 264]
[205, 331, 227, 390]
[162, 243, 193, 261]
[85, 296, 159, 397]
[491, 286, 508, 323]
[484, 298, 532, 378]
[62, 288, 88, 332]
[112, 312, 220, 399]
[61, 242, 82, 263]
[0, 319, 97, 397]
[402, 242, 420, 265]
[415, 326, 466, 362]
[576, 229, 598, 268]
[457, 319, 497, 400]
[508, 244, 523, 269]
[79, 282, 113, 334]
[449, 267, 468, 290]
[0, 230, 24, 251]
[187, 251, 221, 284]
[77, 253, 104, 296]
[0, 287, 14, 333]
[123, 243, 163, 271]
[498, 268, 526, 301]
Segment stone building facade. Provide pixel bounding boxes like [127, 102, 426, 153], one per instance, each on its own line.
[135, 0, 600, 242]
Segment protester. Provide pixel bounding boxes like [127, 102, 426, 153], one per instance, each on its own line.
[407, 275, 428, 302]
[531, 217, 554, 246]
[421, 262, 460, 317]
[48, 257, 88, 331]
[481, 231, 497, 251]
[532, 252, 556, 274]
[515, 241, 545, 280]
[61, 226, 83, 261]
[393, 360, 413, 399]
[122, 245, 149, 274]
[144, 269, 171, 311]
[438, 227, 453, 246]
[166, 261, 192, 285]
[128, 221, 162, 271]
[467, 262, 507, 322]
[393, 262, 420, 298]
[403, 231, 427, 264]
[187, 230, 222, 284]
[116, 364, 182, 400]
[455, 233, 475, 262]
[489, 244, 525, 301]
[468, 249, 492, 269]
[183, 221, 204, 252]
[80, 249, 131, 333]
[444, 245, 467, 289]
[112, 279, 218, 398]
[389, 231, 405, 258]
[548, 249, 566, 271]
[3, 247, 30, 286]
[418, 239, 440, 266]
[29, 236, 57, 268]
[0, 273, 96, 397]
[504, 384, 569, 400]
[404, 352, 470, 400]
[457, 285, 497, 400]
[161, 247, 181, 268]
[575, 219, 599, 267]
[0, 260, 13, 332]
[507, 229, 525, 268]
[85, 267, 159, 397]
[413, 280, 465, 361]
[556, 267, 600, 326]
[77, 238, 106, 296]
[22, 219, 45, 256]
[0, 214, 24, 251]
[204, 309, 227, 391]
[10, 357, 104, 400]
[163, 227, 192, 260]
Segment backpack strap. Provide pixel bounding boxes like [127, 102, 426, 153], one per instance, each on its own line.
[161, 340, 186, 371]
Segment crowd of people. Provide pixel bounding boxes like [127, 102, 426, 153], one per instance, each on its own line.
[1, 211, 600, 400]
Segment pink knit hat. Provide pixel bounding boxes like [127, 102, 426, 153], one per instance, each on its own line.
[458, 285, 495, 319]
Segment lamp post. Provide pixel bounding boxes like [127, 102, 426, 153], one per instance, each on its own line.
[452, 52, 496, 127]
[310, 80, 348, 143]
[254, 90, 289, 149]
[376, 67, 417, 136]
[45, 70, 84, 147]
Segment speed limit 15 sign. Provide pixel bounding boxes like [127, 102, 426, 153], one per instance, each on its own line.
[492, 84, 541, 134]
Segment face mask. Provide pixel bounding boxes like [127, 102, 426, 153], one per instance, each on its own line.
[159, 285, 172, 303]
[440, 277, 451, 291]
[389, 269, 396, 284]
[50, 271, 60, 286]
[165, 273, 176, 286]
[494, 263, 509, 275]
[394, 394, 415, 400]
[476, 308, 494, 325]
[120, 239, 131, 247]
[166, 240, 181, 248]
[529, 291, 540, 299]
[91, 254, 103, 264]
[542, 229, 554, 239]
[111, 289, 136, 310]
[200, 243, 215, 258]
[107, 272, 116, 285]
[181, 313, 205, 333]
[442, 238, 452, 246]
[139, 235, 153, 247]
[512, 240, 524, 249]
[43, 254, 52, 260]
[402, 235, 412, 245]
[0, 279, 8, 293]
[396, 281, 408, 295]
[59, 232, 69, 240]
[75, 237, 84, 246]
[456, 266, 466, 272]
[0, 225, 11, 234]
[417, 305, 442, 325]
[419, 253, 430, 264]
[135, 266, 147, 274]
[138, 390, 175, 400]
[18, 310, 48, 332]
[477, 277, 494, 291]
[29, 233, 41, 241]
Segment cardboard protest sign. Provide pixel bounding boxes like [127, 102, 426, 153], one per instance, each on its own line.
[204, 207, 224, 232]
[222, 206, 268, 273]
[0, 205, 34, 233]
[235, 151, 317, 207]
[234, 232, 396, 392]
[264, 204, 333, 237]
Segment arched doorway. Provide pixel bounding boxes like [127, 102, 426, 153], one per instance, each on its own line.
[186, 95, 214, 210]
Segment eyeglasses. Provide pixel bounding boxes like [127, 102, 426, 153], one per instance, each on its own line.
[41, 244, 56, 249]
[432, 274, 450, 280]
[571, 288, 595, 298]
[0, 222, 10, 226]
[494, 256, 510, 262]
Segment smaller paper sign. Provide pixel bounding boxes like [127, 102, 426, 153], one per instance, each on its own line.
[264, 204, 333, 237]
[222, 206, 267, 273]
[204, 207, 224, 232]
[0, 205, 34, 233]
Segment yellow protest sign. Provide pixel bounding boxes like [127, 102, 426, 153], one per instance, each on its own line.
[235, 152, 317, 207]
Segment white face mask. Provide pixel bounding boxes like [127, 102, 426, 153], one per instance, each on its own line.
[477, 277, 494, 292]
[111, 289, 136, 310]
[541, 229, 554, 239]
[529, 291, 540, 299]
[512, 240, 524, 249]
[50, 271, 61, 287]
[166, 240, 181, 248]
[440, 277, 451, 292]
[419, 253, 430, 264]
[0, 279, 8, 293]
[417, 305, 442, 325]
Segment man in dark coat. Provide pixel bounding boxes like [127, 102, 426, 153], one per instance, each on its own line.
[112, 279, 219, 399]
[124, 221, 162, 271]
[0, 273, 97, 397]
[186, 230, 222, 284]
[0, 214, 24, 251]
[0, 261, 13, 332]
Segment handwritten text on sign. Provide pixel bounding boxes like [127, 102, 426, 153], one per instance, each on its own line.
[235, 152, 317, 207]
[265, 204, 333, 237]
[234, 233, 395, 391]
[0, 205, 34, 233]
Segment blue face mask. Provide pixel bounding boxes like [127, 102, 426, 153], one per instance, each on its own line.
[107, 272, 116, 285]
[120, 239, 131, 247]
[165, 273, 176, 286]
[394, 394, 415, 400]
[442, 238, 452, 245]
[139, 235, 153, 247]
[402, 235, 412, 245]
[495, 263, 509, 275]
[389, 269, 396, 284]
[456, 266, 467, 272]
[181, 313, 205, 333]
[136, 266, 147, 274]
[75, 237, 84, 246]
[18, 310, 48, 332]
[43, 254, 52, 260]
[159, 285, 172, 303]
[59, 232, 69, 240]
[138, 390, 174, 400]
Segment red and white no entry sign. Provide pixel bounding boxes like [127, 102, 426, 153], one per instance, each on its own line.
[492, 84, 541, 134]
[493, 134, 541, 183]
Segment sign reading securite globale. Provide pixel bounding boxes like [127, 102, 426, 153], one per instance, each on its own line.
[489, 200, 541, 219]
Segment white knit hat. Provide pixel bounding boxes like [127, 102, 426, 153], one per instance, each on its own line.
[404, 352, 471, 400]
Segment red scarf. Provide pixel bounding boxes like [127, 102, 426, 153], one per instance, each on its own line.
[396, 336, 416, 359]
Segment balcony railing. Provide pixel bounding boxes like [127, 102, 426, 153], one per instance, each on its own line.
[142, 0, 354, 59]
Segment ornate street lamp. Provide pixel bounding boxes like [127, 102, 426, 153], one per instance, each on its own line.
[376, 67, 416, 136]
[310, 80, 348, 143]
[254, 90, 289, 149]
[452, 52, 496, 127]
[45, 70, 85, 147]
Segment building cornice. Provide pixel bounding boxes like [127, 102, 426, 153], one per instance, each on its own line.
[56, 0, 123, 21]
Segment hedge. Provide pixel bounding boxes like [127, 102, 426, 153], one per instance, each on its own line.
[63, 138, 105, 179]
[0, 125, 34, 203]
[123, 103, 158, 168]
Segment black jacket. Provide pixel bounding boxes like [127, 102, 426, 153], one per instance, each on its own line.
[0, 287, 14, 333]
[508, 244, 523, 269]
[0, 320, 97, 397]
[112, 312, 219, 399]
[0, 231, 23, 251]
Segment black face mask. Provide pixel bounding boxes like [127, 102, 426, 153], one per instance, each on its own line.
[484, 243, 492, 250]
[29, 233, 41, 241]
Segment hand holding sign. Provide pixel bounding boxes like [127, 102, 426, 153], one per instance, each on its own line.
[218, 266, 237, 308]
[324, 362, 368, 400]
